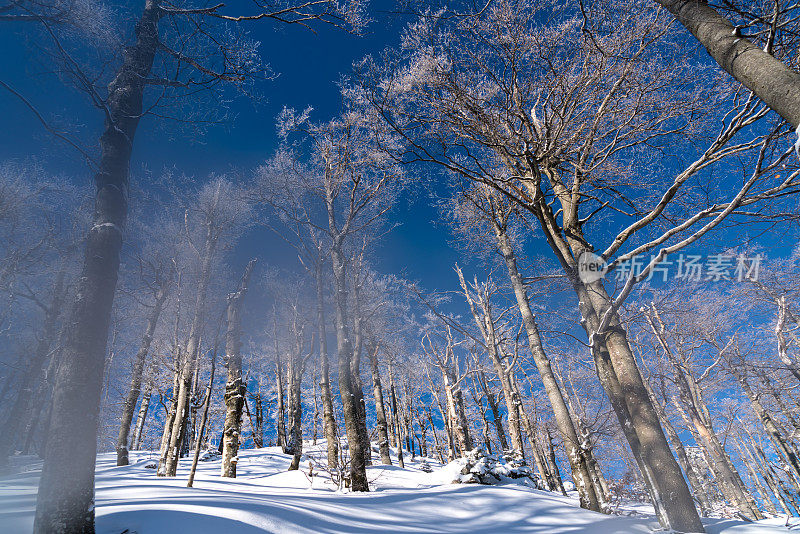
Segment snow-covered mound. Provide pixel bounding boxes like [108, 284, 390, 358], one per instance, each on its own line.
[0, 442, 794, 533]
[431, 449, 539, 487]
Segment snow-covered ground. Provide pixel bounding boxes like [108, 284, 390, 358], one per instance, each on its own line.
[0, 442, 796, 533]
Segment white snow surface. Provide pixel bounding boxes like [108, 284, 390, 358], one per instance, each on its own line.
[0, 442, 795, 533]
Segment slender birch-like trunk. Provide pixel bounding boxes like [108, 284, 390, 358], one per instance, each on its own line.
[368, 343, 392, 465]
[116, 286, 168, 466]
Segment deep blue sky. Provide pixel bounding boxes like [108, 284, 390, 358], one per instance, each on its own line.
[0, 1, 467, 296]
[1, 1, 796, 312]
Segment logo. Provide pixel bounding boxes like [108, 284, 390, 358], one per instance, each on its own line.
[578, 251, 608, 283]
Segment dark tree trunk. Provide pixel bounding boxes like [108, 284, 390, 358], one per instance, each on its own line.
[390, 371, 404, 469]
[33, 3, 163, 531]
[187, 346, 217, 487]
[275, 350, 287, 453]
[329, 236, 368, 491]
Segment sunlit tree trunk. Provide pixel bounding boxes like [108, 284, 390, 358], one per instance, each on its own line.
[655, 0, 800, 128]
[220, 260, 256, 478]
[368, 343, 392, 465]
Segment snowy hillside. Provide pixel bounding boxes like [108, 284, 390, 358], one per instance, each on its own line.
[0, 442, 794, 534]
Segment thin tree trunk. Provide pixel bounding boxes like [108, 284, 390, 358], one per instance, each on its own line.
[220, 260, 256, 478]
[351, 293, 372, 466]
[368, 343, 392, 465]
[490, 232, 601, 512]
[315, 262, 338, 469]
[478, 371, 508, 452]
[329, 232, 368, 490]
[390, 368, 405, 469]
[187, 345, 217, 487]
[573, 273, 703, 531]
[116, 286, 168, 466]
[131, 370, 154, 451]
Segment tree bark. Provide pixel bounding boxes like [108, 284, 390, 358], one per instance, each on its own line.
[655, 0, 800, 128]
[187, 345, 217, 487]
[368, 343, 392, 465]
[314, 262, 338, 468]
[33, 2, 163, 531]
[329, 234, 369, 490]
[116, 286, 168, 466]
[220, 260, 256, 478]
[575, 275, 703, 531]
[489, 231, 601, 511]
[286, 319, 307, 471]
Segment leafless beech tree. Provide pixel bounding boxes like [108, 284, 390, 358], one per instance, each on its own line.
[360, 0, 800, 528]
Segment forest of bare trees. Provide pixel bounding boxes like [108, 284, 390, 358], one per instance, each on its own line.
[5, 1, 800, 533]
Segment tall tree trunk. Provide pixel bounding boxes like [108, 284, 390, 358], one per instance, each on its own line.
[315, 262, 338, 469]
[287, 327, 306, 471]
[491, 230, 601, 512]
[220, 260, 256, 478]
[187, 345, 217, 487]
[157, 368, 180, 475]
[33, 3, 163, 531]
[329, 234, 368, 491]
[572, 273, 703, 531]
[116, 286, 168, 466]
[163, 222, 217, 477]
[351, 295, 372, 466]
[654, 0, 800, 128]
[368, 343, 392, 465]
